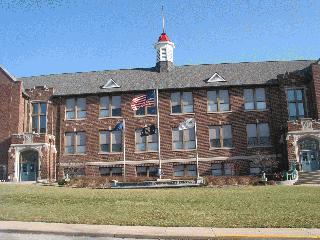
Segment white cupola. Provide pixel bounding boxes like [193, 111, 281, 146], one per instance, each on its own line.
[154, 32, 175, 63]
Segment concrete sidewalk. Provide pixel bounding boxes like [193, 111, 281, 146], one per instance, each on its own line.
[1, 221, 320, 239]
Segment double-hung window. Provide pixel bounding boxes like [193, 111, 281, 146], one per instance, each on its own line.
[211, 163, 234, 176]
[32, 102, 47, 133]
[99, 130, 122, 153]
[171, 92, 194, 113]
[173, 164, 197, 177]
[65, 132, 86, 154]
[136, 166, 158, 177]
[287, 89, 305, 120]
[172, 127, 196, 150]
[246, 123, 270, 147]
[244, 88, 266, 110]
[66, 98, 86, 119]
[135, 129, 158, 152]
[99, 167, 122, 176]
[100, 96, 121, 117]
[207, 90, 230, 112]
[209, 125, 233, 148]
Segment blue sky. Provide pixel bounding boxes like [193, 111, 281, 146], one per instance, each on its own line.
[0, 0, 319, 77]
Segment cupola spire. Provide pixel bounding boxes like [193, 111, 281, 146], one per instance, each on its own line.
[154, 6, 175, 72]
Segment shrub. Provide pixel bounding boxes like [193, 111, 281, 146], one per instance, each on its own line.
[204, 176, 260, 186]
[57, 178, 66, 186]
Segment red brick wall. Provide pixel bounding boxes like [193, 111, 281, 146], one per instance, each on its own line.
[312, 64, 320, 120]
[0, 68, 25, 176]
[55, 85, 284, 178]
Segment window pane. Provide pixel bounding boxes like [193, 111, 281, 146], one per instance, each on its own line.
[32, 116, 38, 132]
[77, 133, 86, 153]
[257, 102, 266, 110]
[174, 165, 184, 177]
[224, 163, 233, 176]
[187, 165, 197, 177]
[220, 103, 230, 112]
[212, 163, 222, 176]
[66, 98, 75, 111]
[112, 131, 122, 152]
[247, 124, 257, 137]
[136, 107, 145, 115]
[298, 103, 304, 117]
[40, 116, 46, 133]
[99, 167, 110, 176]
[172, 128, 183, 150]
[222, 125, 232, 138]
[100, 109, 109, 118]
[136, 130, 146, 151]
[65, 133, 74, 154]
[256, 88, 265, 101]
[32, 103, 39, 114]
[137, 166, 147, 176]
[112, 96, 121, 116]
[77, 98, 86, 118]
[207, 91, 217, 112]
[244, 89, 254, 102]
[209, 126, 220, 148]
[222, 125, 232, 147]
[219, 90, 229, 102]
[171, 92, 181, 113]
[101, 144, 110, 152]
[100, 131, 109, 145]
[245, 102, 254, 110]
[287, 90, 295, 101]
[77, 111, 86, 119]
[77, 98, 86, 111]
[147, 106, 157, 115]
[258, 123, 270, 145]
[40, 103, 47, 114]
[66, 111, 75, 119]
[100, 97, 109, 117]
[296, 90, 303, 101]
[183, 92, 194, 113]
[258, 123, 269, 137]
[247, 124, 257, 146]
[289, 103, 297, 118]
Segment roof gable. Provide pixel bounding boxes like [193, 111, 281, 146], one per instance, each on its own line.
[206, 72, 226, 83]
[100, 79, 120, 89]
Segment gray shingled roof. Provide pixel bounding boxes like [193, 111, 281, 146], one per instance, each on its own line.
[19, 60, 315, 96]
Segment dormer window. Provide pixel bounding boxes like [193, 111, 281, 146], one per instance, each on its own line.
[101, 79, 120, 89]
[206, 73, 226, 83]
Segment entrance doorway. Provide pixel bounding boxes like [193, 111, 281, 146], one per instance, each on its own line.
[299, 138, 320, 172]
[20, 150, 38, 181]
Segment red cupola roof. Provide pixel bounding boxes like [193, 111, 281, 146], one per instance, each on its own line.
[158, 32, 170, 42]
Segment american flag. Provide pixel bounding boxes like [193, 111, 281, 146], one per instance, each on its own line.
[131, 90, 155, 111]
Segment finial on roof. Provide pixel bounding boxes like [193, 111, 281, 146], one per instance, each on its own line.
[162, 5, 165, 33]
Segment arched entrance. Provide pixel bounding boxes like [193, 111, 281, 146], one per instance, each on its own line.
[20, 150, 38, 181]
[298, 138, 320, 172]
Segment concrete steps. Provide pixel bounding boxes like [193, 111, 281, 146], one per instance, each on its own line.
[295, 170, 320, 185]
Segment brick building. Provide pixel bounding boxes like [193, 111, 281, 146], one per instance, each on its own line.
[1, 30, 320, 182]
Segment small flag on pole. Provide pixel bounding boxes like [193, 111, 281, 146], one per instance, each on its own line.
[140, 124, 157, 137]
[131, 90, 155, 111]
[113, 122, 124, 131]
[178, 118, 195, 130]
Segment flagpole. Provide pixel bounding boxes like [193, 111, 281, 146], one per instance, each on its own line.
[123, 119, 126, 182]
[156, 88, 162, 179]
[195, 121, 200, 178]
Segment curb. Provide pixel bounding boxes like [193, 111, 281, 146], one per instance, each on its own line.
[1, 221, 320, 239]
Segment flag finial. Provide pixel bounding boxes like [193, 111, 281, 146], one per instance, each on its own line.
[162, 5, 165, 33]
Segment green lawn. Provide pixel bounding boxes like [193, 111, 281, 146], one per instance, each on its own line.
[0, 184, 319, 228]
